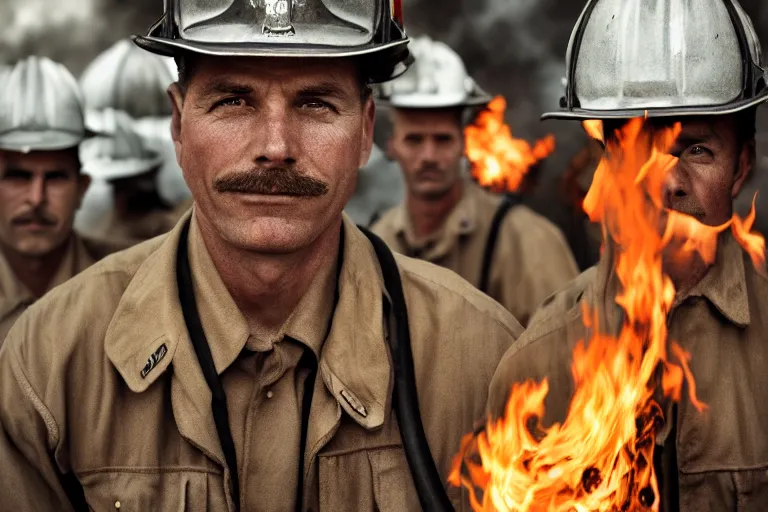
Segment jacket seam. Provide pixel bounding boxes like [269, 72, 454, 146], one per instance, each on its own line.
[318, 443, 403, 458]
[9, 350, 60, 449]
[77, 466, 221, 477]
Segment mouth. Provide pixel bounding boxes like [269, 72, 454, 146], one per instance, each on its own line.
[415, 169, 444, 181]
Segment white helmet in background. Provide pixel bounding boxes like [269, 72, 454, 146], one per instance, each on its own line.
[0, 56, 88, 152]
[80, 39, 175, 119]
[377, 36, 491, 109]
[546, 0, 768, 119]
[81, 109, 163, 182]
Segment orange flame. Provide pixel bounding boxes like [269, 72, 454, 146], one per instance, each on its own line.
[450, 117, 766, 511]
[465, 96, 555, 192]
[582, 120, 604, 143]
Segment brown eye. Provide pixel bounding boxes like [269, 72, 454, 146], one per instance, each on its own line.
[216, 97, 244, 108]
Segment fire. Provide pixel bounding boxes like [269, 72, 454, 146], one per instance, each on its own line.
[450, 118, 766, 511]
[465, 96, 555, 192]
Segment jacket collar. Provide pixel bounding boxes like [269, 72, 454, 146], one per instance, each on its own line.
[392, 180, 480, 260]
[105, 211, 393, 432]
[684, 232, 751, 327]
[589, 230, 752, 335]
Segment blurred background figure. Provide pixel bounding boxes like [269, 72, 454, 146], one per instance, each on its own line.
[80, 109, 186, 246]
[372, 36, 578, 325]
[343, 142, 404, 227]
[0, 57, 121, 342]
[76, 38, 190, 236]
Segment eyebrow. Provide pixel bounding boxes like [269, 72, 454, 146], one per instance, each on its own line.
[200, 79, 254, 98]
[295, 82, 352, 101]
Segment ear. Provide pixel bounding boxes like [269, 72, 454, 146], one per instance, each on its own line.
[168, 83, 185, 168]
[76, 174, 92, 209]
[358, 96, 376, 168]
[732, 139, 755, 198]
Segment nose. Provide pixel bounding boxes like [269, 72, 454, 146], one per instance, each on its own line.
[253, 103, 296, 167]
[27, 175, 47, 208]
[662, 163, 688, 208]
[419, 139, 439, 165]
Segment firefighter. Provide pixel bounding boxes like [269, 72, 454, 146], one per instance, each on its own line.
[371, 36, 579, 325]
[487, 0, 768, 510]
[344, 142, 404, 226]
[0, 1, 521, 510]
[79, 38, 191, 218]
[80, 109, 181, 246]
[0, 57, 122, 344]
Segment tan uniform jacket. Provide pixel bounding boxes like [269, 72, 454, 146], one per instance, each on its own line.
[0, 233, 121, 344]
[488, 234, 768, 511]
[0, 213, 522, 511]
[372, 182, 579, 325]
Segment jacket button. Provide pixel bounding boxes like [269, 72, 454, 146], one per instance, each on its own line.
[115, 501, 121, 509]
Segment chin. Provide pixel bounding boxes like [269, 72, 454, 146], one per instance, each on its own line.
[216, 215, 333, 254]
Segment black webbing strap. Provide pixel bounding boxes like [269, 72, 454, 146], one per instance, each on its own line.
[177, 219, 242, 511]
[360, 227, 454, 512]
[478, 194, 522, 294]
[654, 404, 679, 511]
[176, 219, 321, 512]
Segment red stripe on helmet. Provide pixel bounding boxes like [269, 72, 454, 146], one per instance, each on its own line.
[392, 0, 404, 26]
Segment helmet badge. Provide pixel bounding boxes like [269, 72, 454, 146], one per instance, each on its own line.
[251, 0, 302, 35]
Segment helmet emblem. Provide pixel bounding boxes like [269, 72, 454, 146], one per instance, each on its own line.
[258, 0, 296, 35]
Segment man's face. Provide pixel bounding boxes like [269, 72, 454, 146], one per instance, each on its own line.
[0, 149, 89, 257]
[169, 56, 374, 254]
[664, 115, 752, 227]
[388, 108, 464, 200]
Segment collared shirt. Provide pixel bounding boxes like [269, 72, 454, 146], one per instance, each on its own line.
[487, 233, 768, 511]
[372, 181, 579, 325]
[0, 212, 522, 511]
[0, 234, 104, 344]
[188, 215, 337, 511]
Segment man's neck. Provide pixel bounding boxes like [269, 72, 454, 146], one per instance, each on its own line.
[406, 180, 464, 238]
[196, 213, 342, 333]
[1, 239, 71, 298]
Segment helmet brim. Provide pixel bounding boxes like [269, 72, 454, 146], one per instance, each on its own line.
[83, 155, 164, 181]
[132, 35, 411, 84]
[378, 92, 492, 110]
[0, 130, 86, 153]
[542, 89, 768, 121]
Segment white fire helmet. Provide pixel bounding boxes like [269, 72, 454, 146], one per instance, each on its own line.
[80, 39, 175, 119]
[546, 0, 768, 120]
[80, 109, 163, 182]
[0, 56, 88, 152]
[133, 0, 411, 84]
[377, 36, 491, 109]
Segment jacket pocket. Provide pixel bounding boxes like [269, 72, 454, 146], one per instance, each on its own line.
[78, 468, 226, 511]
[318, 447, 421, 512]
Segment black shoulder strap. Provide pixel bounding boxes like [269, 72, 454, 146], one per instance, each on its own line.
[478, 194, 522, 294]
[177, 219, 242, 512]
[358, 227, 454, 512]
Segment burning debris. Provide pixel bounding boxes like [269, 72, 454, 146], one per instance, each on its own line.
[465, 96, 555, 193]
[450, 117, 765, 511]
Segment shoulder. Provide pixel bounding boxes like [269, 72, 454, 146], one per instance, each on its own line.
[487, 266, 597, 418]
[503, 205, 570, 246]
[1, 236, 167, 390]
[370, 205, 400, 233]
[395, 252, 523, 349]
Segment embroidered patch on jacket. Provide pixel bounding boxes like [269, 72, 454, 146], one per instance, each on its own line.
[141, 343, 168, 379]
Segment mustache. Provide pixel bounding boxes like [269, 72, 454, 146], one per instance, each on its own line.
[214, 168, 329, 197]
[12, 208, 57, 226]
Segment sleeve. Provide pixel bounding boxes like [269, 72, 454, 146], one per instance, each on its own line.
[0, 336, 76, 511]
